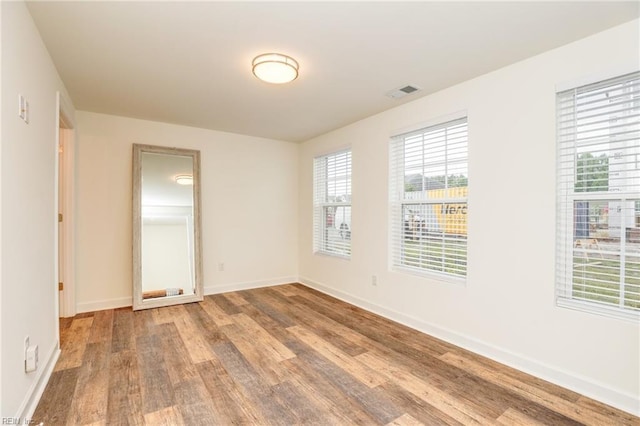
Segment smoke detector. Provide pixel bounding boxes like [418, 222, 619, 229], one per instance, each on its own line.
[385, 84, 421, 99]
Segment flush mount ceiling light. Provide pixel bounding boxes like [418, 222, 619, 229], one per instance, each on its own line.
[252, 53, 299, 84]
[175, 174, 193, 185]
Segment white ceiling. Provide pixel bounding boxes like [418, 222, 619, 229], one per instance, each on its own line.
[141, 151, 194, 207]
[27, 1, 639, 143]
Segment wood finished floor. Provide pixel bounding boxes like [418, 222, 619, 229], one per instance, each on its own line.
[34, 284, 637, 425]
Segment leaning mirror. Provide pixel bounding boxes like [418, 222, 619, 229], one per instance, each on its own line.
[132, 144, 203, 310]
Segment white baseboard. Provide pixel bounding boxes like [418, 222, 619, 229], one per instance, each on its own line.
[204, 276, 298, 295]
[298, 276, 640, 417]
[75, 277, 299, 313]
[77, 296, 132, 313]
[15, 340, 60, 421]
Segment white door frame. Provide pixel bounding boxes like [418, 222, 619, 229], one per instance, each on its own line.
[56, 92, 76, 318]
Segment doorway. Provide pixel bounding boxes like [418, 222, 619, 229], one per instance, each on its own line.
[57, 92, 75, 318]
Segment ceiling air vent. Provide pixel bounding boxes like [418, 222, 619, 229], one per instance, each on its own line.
[386, 84, 421, 99]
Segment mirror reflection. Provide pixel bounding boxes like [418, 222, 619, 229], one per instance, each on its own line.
[133, 144, 203, 310]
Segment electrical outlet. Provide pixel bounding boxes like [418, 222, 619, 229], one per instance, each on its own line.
[372, 275, 378, 286]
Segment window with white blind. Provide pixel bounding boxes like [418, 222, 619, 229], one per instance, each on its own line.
[314, 149, 352, 258]
[556, 71, 640, 320]
[390, 117, 468, 280]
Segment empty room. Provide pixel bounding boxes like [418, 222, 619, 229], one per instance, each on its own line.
[1, 1, 639, 424]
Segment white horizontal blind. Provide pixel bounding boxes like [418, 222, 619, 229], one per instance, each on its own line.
[390, 117, 468, 279]
[314, 149, 352, 257]
[556, 71, 640, 319]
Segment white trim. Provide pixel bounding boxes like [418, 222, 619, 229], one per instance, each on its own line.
[390, 109, 467, 139]
[310, 144, 352, 161]
[14, 341, 60, 421]
[555, 64, 640, 93]
[56, 91, 77, 318]
[77, 296, 133, 313]
[204, 276, 298, 295]
[75, 276, 298, 312]
[557, 297, 640, 322]
[298, 276, 640, 417]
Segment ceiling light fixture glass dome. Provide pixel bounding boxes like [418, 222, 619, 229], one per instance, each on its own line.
[175, 174, 193, 185]
[252, 53, 299, 84]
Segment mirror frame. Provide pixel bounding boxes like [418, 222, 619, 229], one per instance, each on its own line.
[132, 144, 203, 310]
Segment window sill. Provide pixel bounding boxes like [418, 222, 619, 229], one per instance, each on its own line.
[556, 297, 639, 322]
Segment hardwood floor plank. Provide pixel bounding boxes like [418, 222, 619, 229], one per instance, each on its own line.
[34, 284, 640, 425]
[197, 358, 269, 425]
[269, 379, 329, 424]
[171, 304, 216, 364]
[576, 395, 640, 425]
[136, 332, 174, 414]
[134, 308, 158, 338]
[439, 351, 623, 425]
[231, 312, 296, 361]
[279, 356, 381, 425]
[143, 406, 184, 425]
[106, 349, 145, 426]
[240, 288, 296, 328]
[291, 293, 449, 359]
[224, 290, 250, 306]
[152, 304, 185, 326]
[183, 301, 226, 347]
[87, 309, 113, 344]
[291, 338, 403, 424]
[496, 407, 547, 425]
[55, 316, 93, 371]
[386, 413, 426, 426]
[59, 316, 73, 333]
[212, 340, 297, 425]
[172, 378, 219, 424]
[220, 322, 289, 385]
[32, 367, 79, 424]
[269, 283, 303, 297]
[287, 325, 386, 388]
[356, 350, 494, 425]
[378, 381, 464, 426]
[261, 287, 371, 357]
[67, 341, 110, 425]
[158, 322, 200, 384]
[111, 308, 135, 353]
[210, 293, 242, 315]
[200, 295, 234, 326]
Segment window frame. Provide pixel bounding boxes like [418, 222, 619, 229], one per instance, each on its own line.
[313, 149, 352, 259]
[389, 116, 469, 282]
[555, 71, 640, 321]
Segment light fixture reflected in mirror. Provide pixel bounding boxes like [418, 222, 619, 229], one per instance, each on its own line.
[252, 53, 299, 84]
[175, 174, 193, 185]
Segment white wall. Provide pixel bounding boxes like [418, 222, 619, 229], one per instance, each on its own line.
[298, 20, 640, 415]
[0, 1, 74, 417]
[75, 111, 299, 312]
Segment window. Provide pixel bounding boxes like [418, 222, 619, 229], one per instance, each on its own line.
[314, 149, 352, 257]
[556, 71, 640, 320]
[390, 117, 468, 280]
